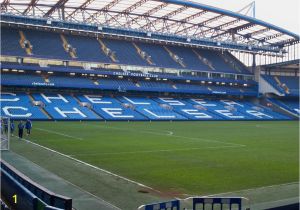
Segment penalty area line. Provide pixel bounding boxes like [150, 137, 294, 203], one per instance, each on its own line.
[36, 128, 83, 141]
[183, 181, 300, 197]
[21, 138, 161, 194]
[71, 145, 245, 157]
[87, 124, 245, 147]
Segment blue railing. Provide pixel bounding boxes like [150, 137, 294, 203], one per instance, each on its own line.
[138, 197, 250, 210]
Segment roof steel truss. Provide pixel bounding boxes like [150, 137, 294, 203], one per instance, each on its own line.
[0, 0, 298, 50]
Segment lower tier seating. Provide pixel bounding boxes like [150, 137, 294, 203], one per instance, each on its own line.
[268, 98, 299, 116]
[1, 92, 291, 121]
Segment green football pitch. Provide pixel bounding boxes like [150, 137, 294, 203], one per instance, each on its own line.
[6, 121, 299, 209]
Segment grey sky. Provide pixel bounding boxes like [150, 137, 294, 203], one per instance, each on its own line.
[191, 0, 300, 35]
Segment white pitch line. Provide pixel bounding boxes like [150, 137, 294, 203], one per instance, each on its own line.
[9, 150, 121, 210]
[167, 131, 174, 136]
[87, 124, 245, 147]
[183, 182, 299, 197]
[36, 127, 83, 141]
[92, 124, 174, 136]
[20, 138, 161, 194]
[57, 173, 122, 210]
[71, 145, 245, 157]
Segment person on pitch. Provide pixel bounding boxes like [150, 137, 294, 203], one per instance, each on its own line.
[10, 120, 15, 136]
[18, 121, 25, 139]
[25, 119, 32, 136]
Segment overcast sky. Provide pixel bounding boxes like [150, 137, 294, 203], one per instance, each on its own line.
[191, 0, 300, 35]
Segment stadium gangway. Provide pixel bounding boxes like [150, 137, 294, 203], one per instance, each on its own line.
[138, 196, 250, 210]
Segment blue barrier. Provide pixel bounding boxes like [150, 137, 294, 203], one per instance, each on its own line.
[1, 169, 40, 210]
[139, 197, 248, 210]
[192, 197, 243, 210]
[139, 200, 180, 210]
[1, 161, 71, 210]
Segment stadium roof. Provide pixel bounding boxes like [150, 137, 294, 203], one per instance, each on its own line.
[1, 0, 299, 48]
[262, 59, 300, 70]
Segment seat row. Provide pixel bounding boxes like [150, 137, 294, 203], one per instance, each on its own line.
[1, 92, 291, 121]
[1, 27, 250, 74]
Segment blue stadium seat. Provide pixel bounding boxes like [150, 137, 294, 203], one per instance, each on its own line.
[23, 29, 70, 60]
[0, 92, 292, 121]
[31, 93, 100, 120]
[77, 94, 146, 120]
[268, 98, 299, 116]
[168, 45, 212, 71]
[118, 96, 187, 120]
[137, 43, 182, 69]
[65, 35, 112, 63]
[1, 93, 48, 119]
[196, 49, 237, 73]
[102, 39, 148, 66]
[262, 75, 299, 96]
[153, 97, 223, 120]
[278, 76, 299, 95]
[1, 27, 27, 56]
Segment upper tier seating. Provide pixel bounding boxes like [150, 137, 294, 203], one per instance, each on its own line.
[278, 76, 299, 95]
[261, 75, 285, 93]
[65, 35, 111, 63]
[102, 39, 148, 66]
[136, 43, 182, 69]
[1, 28, 27, 56]
[1, 92, 291, 120]
[1, 26, 253, 75]
[262, 75, 299, 96]
[196, 49, 237, 74]
[167, 45, 212, 71]
[23, 29, 70, 59]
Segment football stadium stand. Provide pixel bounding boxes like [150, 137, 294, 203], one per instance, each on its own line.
[268, 98, 300, 116]
[261, 75, 299, 96]
[0, 92, 291, 120]
[1, 26, 254, 74]
[0, 70, 258, 96]
[0, 23, 298, 122]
